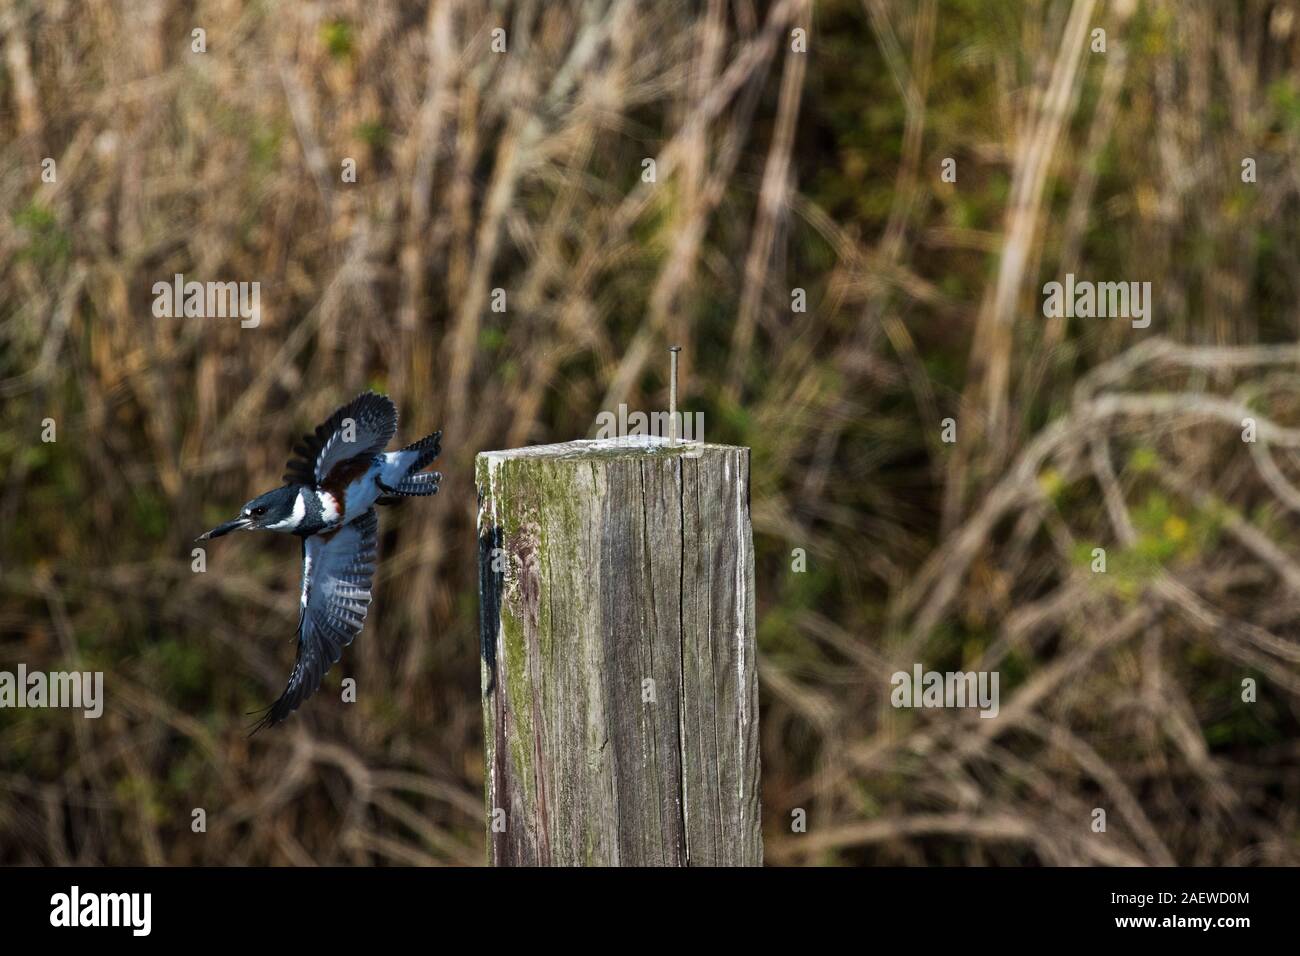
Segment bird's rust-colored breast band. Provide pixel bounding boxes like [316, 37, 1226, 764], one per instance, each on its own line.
[321, 454, 376, 515]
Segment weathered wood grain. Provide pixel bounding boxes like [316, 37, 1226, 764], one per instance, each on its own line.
[476, 437, 761, 866]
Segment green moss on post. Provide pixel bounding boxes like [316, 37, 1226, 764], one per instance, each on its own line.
[476, 437, 761, 866]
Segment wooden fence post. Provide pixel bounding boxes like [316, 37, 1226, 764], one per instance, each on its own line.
[476, 437, 761, 865]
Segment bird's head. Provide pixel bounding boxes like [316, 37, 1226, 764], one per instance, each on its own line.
[197, 486, 300, 540]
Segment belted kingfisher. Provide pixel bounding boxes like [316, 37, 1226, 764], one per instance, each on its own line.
[198, 391, 442, 731]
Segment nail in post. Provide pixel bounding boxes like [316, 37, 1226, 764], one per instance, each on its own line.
[668, 346, 681, 443]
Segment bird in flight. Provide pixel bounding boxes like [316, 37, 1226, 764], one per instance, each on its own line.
[198, 391, 442, 731]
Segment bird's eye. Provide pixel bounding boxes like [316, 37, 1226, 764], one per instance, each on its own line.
[251, 506, 267, 518]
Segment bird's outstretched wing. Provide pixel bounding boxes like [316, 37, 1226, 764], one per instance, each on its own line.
[283, 392, 397, 487]
[251, 509, 378, 732]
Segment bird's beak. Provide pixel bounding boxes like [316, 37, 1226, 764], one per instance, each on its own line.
[197, 516, 251, 541]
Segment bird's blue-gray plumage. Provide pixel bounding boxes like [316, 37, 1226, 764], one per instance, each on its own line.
[198, 391, 442, 731]
[251, 509, 379, 733]
[283, 391, 398, 489]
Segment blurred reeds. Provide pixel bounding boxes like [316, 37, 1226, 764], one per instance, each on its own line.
[1, 0, 1299, 864]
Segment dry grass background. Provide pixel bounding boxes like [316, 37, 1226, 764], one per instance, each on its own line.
[1, 0, 1299, 864]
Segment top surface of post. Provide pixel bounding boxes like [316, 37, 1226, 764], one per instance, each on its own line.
[477, 435, 737, 463]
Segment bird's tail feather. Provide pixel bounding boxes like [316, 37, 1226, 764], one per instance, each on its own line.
[378, 472, 441, 502]
[402, 431, 442, 473]
[378, 431, 442, 504]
